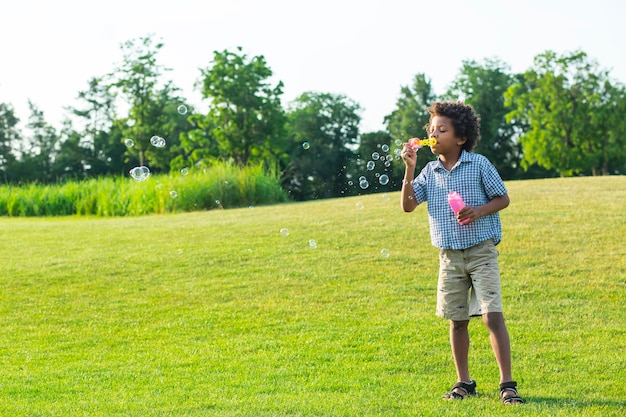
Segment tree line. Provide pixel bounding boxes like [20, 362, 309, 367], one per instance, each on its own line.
[1, 35, 624, 201]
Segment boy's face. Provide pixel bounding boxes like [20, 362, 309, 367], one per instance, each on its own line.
[428, 115, 467, 155]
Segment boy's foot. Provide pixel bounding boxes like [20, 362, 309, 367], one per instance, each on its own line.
[442, 380, 476, 400]
[500, 381, 525, 405]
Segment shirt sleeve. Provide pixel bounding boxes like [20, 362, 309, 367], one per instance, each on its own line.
[412, 164, 431, 204]
[481, 157, 507, 198]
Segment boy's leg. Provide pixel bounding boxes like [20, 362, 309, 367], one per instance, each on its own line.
[482, 312, 512, 383]
[483, 312, 523, 404]
[438, 247, 474, 397]
[450, 319, 472, 393]
[467, 241, 521, 388]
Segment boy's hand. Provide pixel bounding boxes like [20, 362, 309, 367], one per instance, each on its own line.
[457, 206, 476, 224]
[401, 143, 417, 168]
[459, 195, 510, 223]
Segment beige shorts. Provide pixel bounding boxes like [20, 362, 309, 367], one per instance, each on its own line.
[436, 239, 503, 321]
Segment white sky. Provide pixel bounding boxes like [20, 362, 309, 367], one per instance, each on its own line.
[1, 0, 625, 134]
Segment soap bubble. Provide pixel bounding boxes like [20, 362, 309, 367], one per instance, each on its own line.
[359, 179, 369, 189]
[302, 141, 310, 150]
[150, 135, 166, 148]
[379, 174, 390, 185]
[380, 248, 390, 258]
[169, 190, 178, 198]
[124, 138, 134, 148]
[177, 105, 188, 115]
[180, 167, 189, 176]
[372, 152, 380, 161]
[355, 201, 364, 210]
[309, 239, 317, 249]
[366, 161, 375, 171]
[381, 144, 389, 152]
[129, 166, 150, 182]
[280, 228, 289, 237]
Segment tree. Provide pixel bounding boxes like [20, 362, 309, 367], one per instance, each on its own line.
[283, 92, 361, 200]
[353, 130, 395, 193]
[108, 35, 187, 173]
[52, 120, 88, 181]
[15, 101, 59, 182]
[0, 103, 20, 182]
[384, 73, 438, 180]
[69, 76, 126, 176]
[505, 50, 616, 176]
[445, 58, 522, 179]
[172, 111, 219, 170]
[586, 80, 626, 175]
[188, 47, 287, 167]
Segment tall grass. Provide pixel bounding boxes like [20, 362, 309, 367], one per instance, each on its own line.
[0, 176, 623, 416]
[0, 162, 287, 217]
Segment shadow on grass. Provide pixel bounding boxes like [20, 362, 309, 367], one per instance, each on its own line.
[526, 396, 626, 409]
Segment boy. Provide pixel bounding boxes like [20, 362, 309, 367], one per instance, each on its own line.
[400, 101, 524, 405]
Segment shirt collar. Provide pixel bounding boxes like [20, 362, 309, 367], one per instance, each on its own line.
[434, 149, 471, 171]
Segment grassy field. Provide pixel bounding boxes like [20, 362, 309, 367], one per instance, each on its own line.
[0, 176, 624, 416]
[0, 162, 287, 217]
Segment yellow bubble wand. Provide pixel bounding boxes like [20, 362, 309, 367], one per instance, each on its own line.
[408, 137, 437, 148]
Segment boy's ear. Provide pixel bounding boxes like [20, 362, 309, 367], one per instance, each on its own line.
[457, 137, 468, 146]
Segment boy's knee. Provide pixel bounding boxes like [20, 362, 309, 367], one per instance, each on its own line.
[451, 320, 469, 332]
[482, 312, 505, 330]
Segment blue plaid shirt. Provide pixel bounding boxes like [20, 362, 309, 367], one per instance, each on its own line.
[412, 150, 507, 250]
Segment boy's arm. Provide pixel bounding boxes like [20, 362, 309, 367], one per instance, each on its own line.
[400, 144, 419, 212]
[401, 166, 419, 212]
[457, 193, 509, 223]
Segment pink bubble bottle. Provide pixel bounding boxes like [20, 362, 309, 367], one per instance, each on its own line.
[448, 191, 471, 225]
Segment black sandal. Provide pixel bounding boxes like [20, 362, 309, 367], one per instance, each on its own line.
[500, 381, 525, 405]
[442, 380, 476, 400]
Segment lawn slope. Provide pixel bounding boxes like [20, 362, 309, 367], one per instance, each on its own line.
[0, 176, 624, 416]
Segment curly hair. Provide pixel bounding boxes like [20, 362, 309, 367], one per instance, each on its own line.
[425, 101, 481, 152]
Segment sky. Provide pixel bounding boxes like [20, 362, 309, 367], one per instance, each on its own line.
[2, 0, 625, 134]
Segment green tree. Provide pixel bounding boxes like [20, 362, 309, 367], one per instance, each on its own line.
[283, 92, 360, 200]
[445, 58, 522, 179]
[586, 80, 626, 175]
[0, 103, 20, 182]
[109, 35, 187, 173]
[172, 111, 218, 170]
[51, 120, 88, 181]
[384, 73, 438, 180]
[353, 130, 395, 194]
[505, 50, 614, 176]
[15, 101, 59, 182]
[69, 76, 127, 176]
[188, 47, 287, 167]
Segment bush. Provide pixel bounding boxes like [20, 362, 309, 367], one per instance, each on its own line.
[0, 162, 288, 217]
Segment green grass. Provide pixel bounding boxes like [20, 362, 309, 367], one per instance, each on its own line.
[0, 162, 287, 217]
[0, 176, 624, 416]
